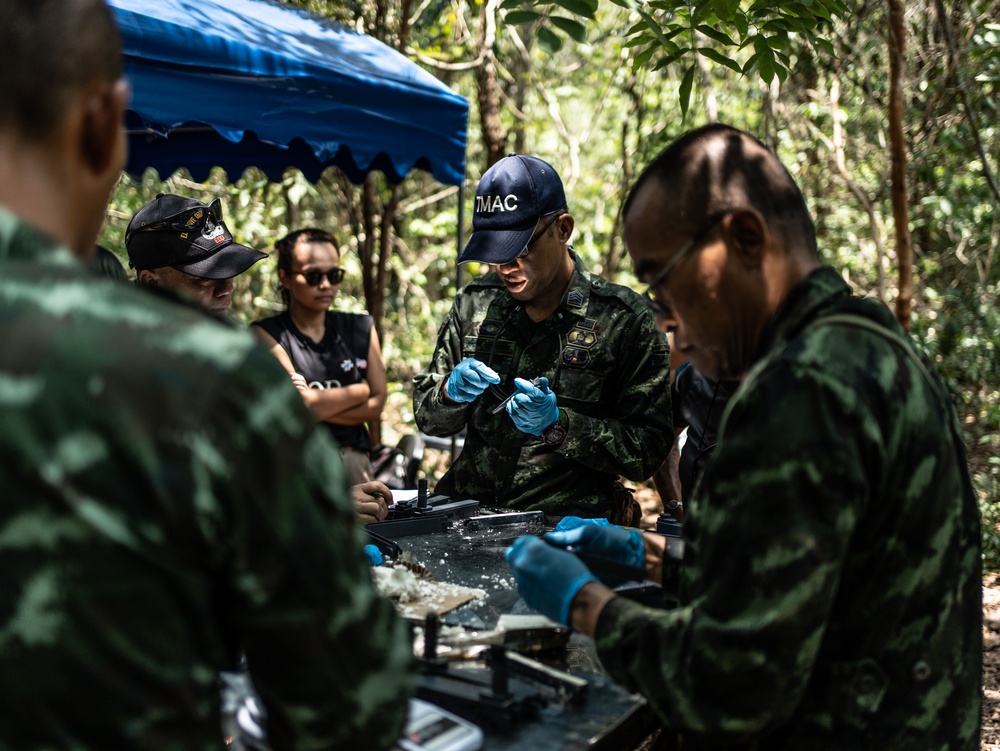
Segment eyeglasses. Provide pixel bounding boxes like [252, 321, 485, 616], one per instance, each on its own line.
[126, 198, 223, 243]
[295, 267, 346, 286]
[509, 211, 564, 262]
[643, 212, 730, 319]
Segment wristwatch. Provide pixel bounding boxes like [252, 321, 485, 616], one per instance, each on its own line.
[542, 411, 567, 446]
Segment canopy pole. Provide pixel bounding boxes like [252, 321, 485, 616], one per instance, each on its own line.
[449, 180, 466, 463]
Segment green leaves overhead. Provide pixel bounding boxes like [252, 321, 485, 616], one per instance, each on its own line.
[499, 0, 849, 104]
[501, 0, 598, 48]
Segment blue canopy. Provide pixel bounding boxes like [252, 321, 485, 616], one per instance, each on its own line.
[109, 0, 469, 185]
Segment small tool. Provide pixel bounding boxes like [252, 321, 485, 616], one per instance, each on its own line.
[492, 377, 543, 414]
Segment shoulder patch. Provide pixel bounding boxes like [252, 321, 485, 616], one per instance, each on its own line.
[567, 289, 585, 308]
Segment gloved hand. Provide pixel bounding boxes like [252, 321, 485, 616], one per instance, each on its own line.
[363, 544, 384, 566]
[505, 376, 558, 436]
[445, 358, 501, 403]
[505, 536, 597, 626]
[553, 516, 614, 532]
[545, 523, 645, 575]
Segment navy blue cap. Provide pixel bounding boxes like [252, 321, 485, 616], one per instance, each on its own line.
[458, 154, 567, 265]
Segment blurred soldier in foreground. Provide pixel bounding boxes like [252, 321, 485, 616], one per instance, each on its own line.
[413, 154, 672, 524]
[507, 124, 981, 749]
[0, 1, 412, 749]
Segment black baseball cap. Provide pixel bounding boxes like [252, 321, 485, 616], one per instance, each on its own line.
[125, 194, 266, 280]
[458, 154, 567, 265]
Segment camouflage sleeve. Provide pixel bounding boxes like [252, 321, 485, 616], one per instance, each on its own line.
[412, 304, 471, 437]
[558, 309, 672, 482]
[594, 357, 871, 736]
[214, 348, 414, 750]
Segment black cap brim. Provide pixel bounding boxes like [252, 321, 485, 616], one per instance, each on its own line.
[173, 241, 267, 279]
[457, 225, 536, 265]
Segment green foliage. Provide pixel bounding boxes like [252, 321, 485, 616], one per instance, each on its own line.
[912, 285, 1000, 570]
[100, 0, 999, 567]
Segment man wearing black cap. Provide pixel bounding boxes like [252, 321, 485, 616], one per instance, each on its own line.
[126, 193, 266, 314]
[413, 154, 673, 524]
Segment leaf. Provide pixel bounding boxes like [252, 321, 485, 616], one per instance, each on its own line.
[551, 16, 588, 43]
[500, 0, 528, 9]
[742, 51, 759, 75]
[774, 62, 788, 84]
[711, 0, 732, 22]
[732, 12, 749, 38]
[633, 44, 658, 68]
[695, 24, 735, 46]
[624, 34, 656, 48]
[754, 36, 775, 85]
[697, 46, 743, 74]
[813, 36, 835, 58]
[651, 47, 687, 71]
[635, 5, 676, 51]
[537, 26, 564, 54]
[678, 64, 695, 119]
[505, 9, 543, 24]
[606, 0, 633, 7]
[553, 0, 599, 19]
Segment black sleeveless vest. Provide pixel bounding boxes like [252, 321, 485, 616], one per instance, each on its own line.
[253, 310, 373, 452]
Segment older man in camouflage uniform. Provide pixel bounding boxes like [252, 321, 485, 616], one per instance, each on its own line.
[413, 154, 672, 524]
[0, 2, 413, 749]
[507, 124, 981, 749]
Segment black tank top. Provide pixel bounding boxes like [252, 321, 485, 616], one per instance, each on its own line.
[253, 310, 373, 452]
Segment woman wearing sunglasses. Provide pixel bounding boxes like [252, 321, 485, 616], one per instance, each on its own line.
[252, 228, 386, 486]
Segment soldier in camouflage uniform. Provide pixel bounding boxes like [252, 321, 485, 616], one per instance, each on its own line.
[413, 154, 672, 523]
[0, 2, 413, 749]
[506, 124, 981, 749]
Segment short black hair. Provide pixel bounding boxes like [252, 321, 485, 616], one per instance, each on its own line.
[624, 123, 818, 256]
[0, 0, 122, 140]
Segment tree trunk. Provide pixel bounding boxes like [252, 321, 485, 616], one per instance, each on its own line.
[475, 0, 507, 168]
[888, 0, 914, 329]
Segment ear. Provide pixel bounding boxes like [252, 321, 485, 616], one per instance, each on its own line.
[80, 79, 129, 177]
[137, 269, 159, 288]
[278, 267, 291, 289]
[726, 209, 767, 269]
[557, 213, 575, 244]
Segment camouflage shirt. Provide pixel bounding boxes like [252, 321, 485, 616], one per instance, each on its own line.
[0, 208, 414, 751]
[595, 267, 981, 750]
[412, 250, 672, 517]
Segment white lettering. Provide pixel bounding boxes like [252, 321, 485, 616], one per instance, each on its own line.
[308, 380, 342, 389]
[476, 194, 520, 214]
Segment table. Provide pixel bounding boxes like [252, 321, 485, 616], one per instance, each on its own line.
[381, 516, 660, 751]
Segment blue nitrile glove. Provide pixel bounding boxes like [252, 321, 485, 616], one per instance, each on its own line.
[445, 358, 501, 403]
[505, 376, 559, 436]
[363, 544, 384, 566]
[554, 516, 614, 532]
[545, 524, 645, 575]
[505, 536, 598, 626]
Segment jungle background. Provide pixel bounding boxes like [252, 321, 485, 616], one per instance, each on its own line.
[99, 0, 998, 571]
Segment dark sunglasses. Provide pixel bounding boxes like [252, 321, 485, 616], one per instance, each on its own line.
[126, 198, 223, 243]
[295, 267, 346, 286]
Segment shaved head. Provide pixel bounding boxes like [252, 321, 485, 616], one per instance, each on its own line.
[0, 0, 122, 141]
[625, 124, 818, 259]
